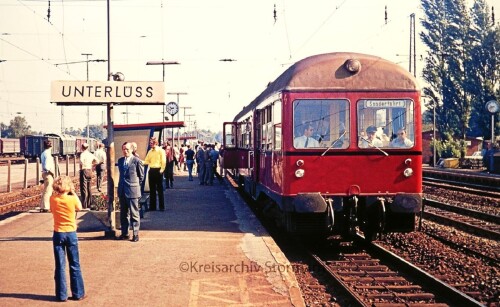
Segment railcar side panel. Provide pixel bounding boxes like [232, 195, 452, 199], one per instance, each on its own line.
[0, 138, 21, 156]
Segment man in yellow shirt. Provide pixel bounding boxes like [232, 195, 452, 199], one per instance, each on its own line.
[143, 137, 166, 211]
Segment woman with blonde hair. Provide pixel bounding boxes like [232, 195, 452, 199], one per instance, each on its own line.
[50, 175, 86, 301]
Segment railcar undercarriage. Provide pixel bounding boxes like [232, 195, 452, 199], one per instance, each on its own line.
[259, 192, 421, 241]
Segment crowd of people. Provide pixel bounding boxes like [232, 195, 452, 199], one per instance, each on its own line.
[42, 137, 225, 301]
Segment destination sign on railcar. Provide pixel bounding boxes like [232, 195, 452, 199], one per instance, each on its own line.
[365, 100, 406, 108]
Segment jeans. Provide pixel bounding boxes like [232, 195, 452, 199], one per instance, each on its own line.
[53, 231, 85, 301]
[186, 160, 194, 180]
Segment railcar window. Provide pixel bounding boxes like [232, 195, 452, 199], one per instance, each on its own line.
[357, 99, 415, 149]
[224, 123, 235, 148]
[293, 99, 349, 149]
[273, 101, 282, 150]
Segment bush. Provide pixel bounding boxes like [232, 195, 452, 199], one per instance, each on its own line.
[431, 133, 466, 159]
[91, 193, 114, 211]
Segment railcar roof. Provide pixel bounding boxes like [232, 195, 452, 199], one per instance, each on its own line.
[234, 52, 419, 120]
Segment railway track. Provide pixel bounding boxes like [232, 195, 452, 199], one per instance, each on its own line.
[306, 236, 483, 306]
[423, 179, 500, 199]
[0, 194, 41, 214]
[0, 176, 99, 217]
[422, 168, 500, 193]
[423, 199, 500, 240]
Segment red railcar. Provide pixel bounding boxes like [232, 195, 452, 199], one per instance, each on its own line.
[223, 52, 422, 240]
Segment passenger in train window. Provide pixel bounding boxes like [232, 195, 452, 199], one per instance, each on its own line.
[390, 128, 414, 148]
[50, 175, 86, 302]
[294, 124, 320, 148]
[359, 126, 383, 148]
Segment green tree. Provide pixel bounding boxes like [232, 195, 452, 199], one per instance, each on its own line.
[420, 0, 449, 139]
[64, 127, 83, 136]
[0, 122, 7, 138]
[7, 116, 32, 138]
[420, 0, 500, 148]
[85, 125, 106, 140]
[467, 0, 500, 139]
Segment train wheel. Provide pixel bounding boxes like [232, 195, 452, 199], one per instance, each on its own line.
[364, 199, 386, 242]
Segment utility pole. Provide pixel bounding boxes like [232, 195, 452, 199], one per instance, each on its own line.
[82, 53, 92, 142]
[146, 60, 180, 141]
[409, 13, 416, 77]
[167, 92, 188, 146]
[180, 106, 192, 144]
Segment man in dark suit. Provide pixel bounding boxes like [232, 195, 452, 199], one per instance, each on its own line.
[117, 142, 144, 242]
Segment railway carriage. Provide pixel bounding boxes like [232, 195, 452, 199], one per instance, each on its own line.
[20, 135, 60, 159]
[0, 138, 21, 157]
[223, 52, 422, 240]
[45, 133, 76, 157]
[75, 136, 98, 155]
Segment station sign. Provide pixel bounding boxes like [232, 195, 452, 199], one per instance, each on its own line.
[50, 81, 165, 105]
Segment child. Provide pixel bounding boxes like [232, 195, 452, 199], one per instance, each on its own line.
[50, 175, 86, 301]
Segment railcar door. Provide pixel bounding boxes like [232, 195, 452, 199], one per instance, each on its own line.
[253, 110, 262, 188]
[222, 122, 244, 171]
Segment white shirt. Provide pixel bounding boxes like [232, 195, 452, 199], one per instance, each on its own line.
[41, 148, 55, 174]
[294, 135, 320, 148]
[390, 138, 413, 148]
[94, 148, 106, 164]
[80, 150, 97, 170]
[360, 137, 383, 148]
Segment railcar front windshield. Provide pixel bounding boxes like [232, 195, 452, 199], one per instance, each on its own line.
[357, 99, 415, 149]
[293, 99, 349, 149]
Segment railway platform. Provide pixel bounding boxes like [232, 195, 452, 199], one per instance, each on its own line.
[0, 171, 304, 306]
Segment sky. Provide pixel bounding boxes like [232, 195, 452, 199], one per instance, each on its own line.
[1, 0, 499, 134]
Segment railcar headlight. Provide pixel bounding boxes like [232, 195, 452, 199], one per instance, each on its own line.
[295, 169, 305, 178]
[296, 159, 304, 167]
[403, 168, 414, 177]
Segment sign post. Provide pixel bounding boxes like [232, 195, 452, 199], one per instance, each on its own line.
[51, 80, 165, 237]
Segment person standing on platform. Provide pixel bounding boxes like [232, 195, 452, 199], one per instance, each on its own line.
[130, 142, 140, 158]
[173, 144, 181, 172]
[184, 144, 195, 181]
[143, 137, 166, 211]
[40, 139, 55, 212]
[209, 144, 223, 184]
[117, 142, 144, 242]
[50, 175, 86, 302]
[93, 143, 106, 192]
[164, 142, 175, 188]
[218, 145, 225, 176]
[203, 144, 214, 185]
[196, 143, 207, 185]
[79, 143, 97, 209]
